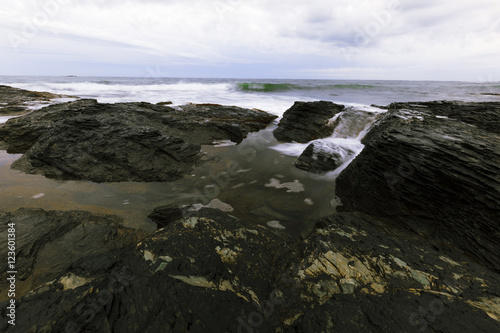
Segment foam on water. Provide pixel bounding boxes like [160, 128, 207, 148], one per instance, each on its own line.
[270, 105, 385, 177]
[0, 116, 17, 124]
[6, 80, 306, 117]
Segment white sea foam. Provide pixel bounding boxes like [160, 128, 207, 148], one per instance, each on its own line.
[7, 81, 302, 117]
[0, 116, 17, 124]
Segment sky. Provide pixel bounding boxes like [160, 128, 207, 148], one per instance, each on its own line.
[1, 0, 500, 81]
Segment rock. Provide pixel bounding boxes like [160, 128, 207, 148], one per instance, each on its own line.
[0, 208, 146, 302]
[0, 208, 293, 333]
[336, 101, 500, 273]
[148, 205, 184, 229]
[293, 141, 356, 174]
[273, 101, 344, 143]
[387, 101, 500, 134]
[0, 99, 277, 182]
[174, 103, 278, 144]
[276, 212, 500, 332]
[0, 85, 77, 116]
[2, 209, 499, 332]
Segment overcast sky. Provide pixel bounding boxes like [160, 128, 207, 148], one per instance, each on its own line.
[1, 0, 500, 81]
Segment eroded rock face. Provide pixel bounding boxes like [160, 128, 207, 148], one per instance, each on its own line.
[0, 100, 277, 182]
[2, 209, 499, 333]
[273, 101, 344, 143]
[336, 101, 500, 273]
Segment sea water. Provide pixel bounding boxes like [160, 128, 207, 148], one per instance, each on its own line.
[0, 76, 499, 235]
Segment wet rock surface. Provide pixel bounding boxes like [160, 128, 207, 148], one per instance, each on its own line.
[0, 99, 277, 182]
[0, 208, 146, 302]
[336, 101, 500, 273]
[2, 209, 499, 332]
[1, 99, 500, 332]
[277, 212, 500, 332]
[273, 101, 344, 142]
[0, 85, 76, 116]
[293, 141, 356, 174]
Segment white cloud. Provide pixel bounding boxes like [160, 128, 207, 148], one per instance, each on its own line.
[1, 0, 499, 80]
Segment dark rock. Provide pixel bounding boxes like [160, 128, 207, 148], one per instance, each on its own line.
[275, 212, 500, 332]
[293, 141, 356, 174]
[0, 99, 277, 182]
[174, 103, 278, 144]
[387, 101, 500, 134]
[3, 209, 499, 332]
[0, 208, 293, 333]
[0, 208, 146, 302]
[273, 101, 344, 142]
[156, 101, 172, 105]
[0, 84, 77, 116]
[147, 205, 184, 229]
[336, 101, 500, 273]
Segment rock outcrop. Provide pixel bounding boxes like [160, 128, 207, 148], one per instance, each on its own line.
[336, 101, 500, 273]
[0, 85, 76, 116]
[275, 212, 500, 332]
[273, 101, 344, 142]
[2, 208, 499, 332]
[0, 99, 277, 182]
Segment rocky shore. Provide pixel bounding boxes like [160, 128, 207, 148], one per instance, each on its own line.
[0, 90, 499, 332]
[0, 85, 76, 116]
[0, 99, 277, 182]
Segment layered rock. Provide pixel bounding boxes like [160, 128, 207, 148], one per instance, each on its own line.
[2, 208, 499, 332]
[273, 101, 344, 142]
[0, 85, 76, 116]
[275, 212, 500, 332]
[336, 101, 500, 273]
[0, 99, 277, 182]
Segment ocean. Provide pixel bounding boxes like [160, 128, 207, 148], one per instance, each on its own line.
[2, 75, 500, 113]
[1, 76, 499, 234]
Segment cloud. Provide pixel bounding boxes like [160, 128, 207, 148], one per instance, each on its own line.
[1, 0, 500, 80]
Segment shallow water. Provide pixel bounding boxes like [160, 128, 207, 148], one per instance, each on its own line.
[0, 127, 340, 236]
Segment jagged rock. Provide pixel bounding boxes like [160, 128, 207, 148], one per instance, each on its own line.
[275, 212, 500, 332]
[293, 141, 355, 174]
[0, 85, 76, 116]
[273, 101, 344, 143]
[0, 99, 277, 182]
[336, 101, 500, 273]
[0, 208, 146, 302]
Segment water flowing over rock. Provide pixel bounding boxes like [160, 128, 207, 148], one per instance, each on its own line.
[293, 141, 356, 174]
[291, 108, 381, 174]
[0, 99, 277, 182]
[330, 108, 381, 139]
[336, 101, 500, 273]
[273, 101, 344, 143]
